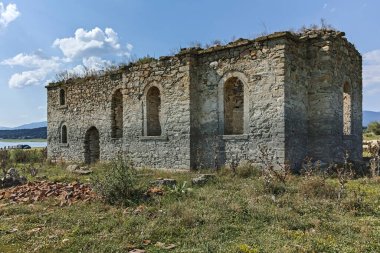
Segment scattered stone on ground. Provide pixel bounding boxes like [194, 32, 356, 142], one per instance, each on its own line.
[66, 164, 80, 172]
[151, 178, 177, 187]
[127, 241, 176, 253]
[0, 181, 97, 206]
[128, 249, 145, 253]
[0, 168, 27, 188]
[155, 242, 176, 250]
[66, 164, 93, 175]
[145, 187, 164, 197]
[191, 174, 216, 186]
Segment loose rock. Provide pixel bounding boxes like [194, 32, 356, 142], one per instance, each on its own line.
[191, 174, 216, 186]
[0, 168, 27, 188]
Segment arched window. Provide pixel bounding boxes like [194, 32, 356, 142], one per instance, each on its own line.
[224, 77, 244, 135]
[146, 86, 161, 136]
[59, 89, 66, 106]
[343, 82, 352, 135]
[111, 89, 123, 138]
[61, 125, 68, 144]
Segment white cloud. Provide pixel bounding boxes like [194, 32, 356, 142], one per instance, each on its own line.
[2, 27, 133, 89]
[363, 49, 380, 87]
[53, 27, 131, 59]
[2, 51, 60, 69]
[0, 2, 20, 30]
[8, 69, 50, 88]
[83, 56, 111, 70]
[65, 57, 112, 76]
[364, 49, 380, 64]
[1, 51, 61, 88]
[126, 43, 133, 51]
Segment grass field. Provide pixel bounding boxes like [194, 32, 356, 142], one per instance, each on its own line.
[0, 139, 47, 143]
[363, 133, 380, 141]
[1, 163, 379, 253]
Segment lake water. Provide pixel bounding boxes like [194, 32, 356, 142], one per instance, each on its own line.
[0, 141, 47, 149]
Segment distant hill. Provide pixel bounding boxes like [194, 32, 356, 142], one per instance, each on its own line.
[0, 112, 377, 131]
[363, 111, 380, 126]
[0, 121, 47, 130]
[0, 127, 47, 140]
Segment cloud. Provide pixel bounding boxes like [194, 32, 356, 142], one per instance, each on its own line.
[363, 49, 380, 87]
[364, 49, 380, 64]
[2, 27, 132, 88]
[53, 27, 131, 59]
[65, 56, 112, 76]
[1, 51, 61, 88]
[2, 50, 60, 68]
[0, 2, 20, 30]
[83, 56, 111, 70]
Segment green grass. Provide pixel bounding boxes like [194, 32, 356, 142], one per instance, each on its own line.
[1, 164, 380, 253]
[0, 139, 47, 143]
[363, 133, 380, 141]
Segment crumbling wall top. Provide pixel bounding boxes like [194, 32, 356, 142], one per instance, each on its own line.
[46, 28, 359, 89]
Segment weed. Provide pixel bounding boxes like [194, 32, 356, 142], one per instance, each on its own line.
[168, 181, 192, 197]
[258, 145, 291, 192]
[134, 55, 155, 65]
[92, 157, 145, 206]
[235, 161, 261, 178]
[330, 151, 355, 199]
[237, 244, 260, 253]
[300, 177, 336, 199]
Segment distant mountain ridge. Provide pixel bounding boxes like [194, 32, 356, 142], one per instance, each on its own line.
[363, 111, 380, 127]
[0, 127, 47, 140]
[0, 121, 47, 130]
[0, 112, 378, 130]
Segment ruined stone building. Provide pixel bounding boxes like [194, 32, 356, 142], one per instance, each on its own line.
[46, 29, 362, 169]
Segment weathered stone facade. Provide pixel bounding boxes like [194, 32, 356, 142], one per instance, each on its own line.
[46, 29, 362, 169]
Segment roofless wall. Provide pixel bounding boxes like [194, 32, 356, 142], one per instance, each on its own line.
[46, 29, 362, 169]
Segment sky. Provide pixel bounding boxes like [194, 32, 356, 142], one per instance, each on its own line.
[0, 0, 379, 127]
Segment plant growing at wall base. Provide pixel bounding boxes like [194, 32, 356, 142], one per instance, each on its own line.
[92, 157, 145, 206]
[258, 145, 291, 193]
[330, 151, 355, 200]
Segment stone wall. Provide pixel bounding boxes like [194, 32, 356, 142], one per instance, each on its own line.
[47, 29, 362, 169]
[284, 30, 362, 165]
[189, 36, 287, 169]
[47, 55, 193, 169]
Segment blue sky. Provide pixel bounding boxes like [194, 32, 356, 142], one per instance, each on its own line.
[0, 0, 379, 127]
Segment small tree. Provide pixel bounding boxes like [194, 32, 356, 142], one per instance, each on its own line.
[367, 121, 380, 135]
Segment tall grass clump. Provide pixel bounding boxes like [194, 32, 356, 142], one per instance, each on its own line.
[8, 148, 47, 164]
[92, 157, 145, 206]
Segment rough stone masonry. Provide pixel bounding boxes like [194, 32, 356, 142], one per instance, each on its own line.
[46, 29, 362, 169]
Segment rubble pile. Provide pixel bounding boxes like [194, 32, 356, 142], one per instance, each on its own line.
[0, 181, 97, 205]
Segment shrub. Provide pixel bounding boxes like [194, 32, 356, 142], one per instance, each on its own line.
[92, 157, 145, 206]
[299, 177, 336, 199]
[8, 148, 47, 164]
[367, 121, 380, 135]
[235, 162, 261, 178]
